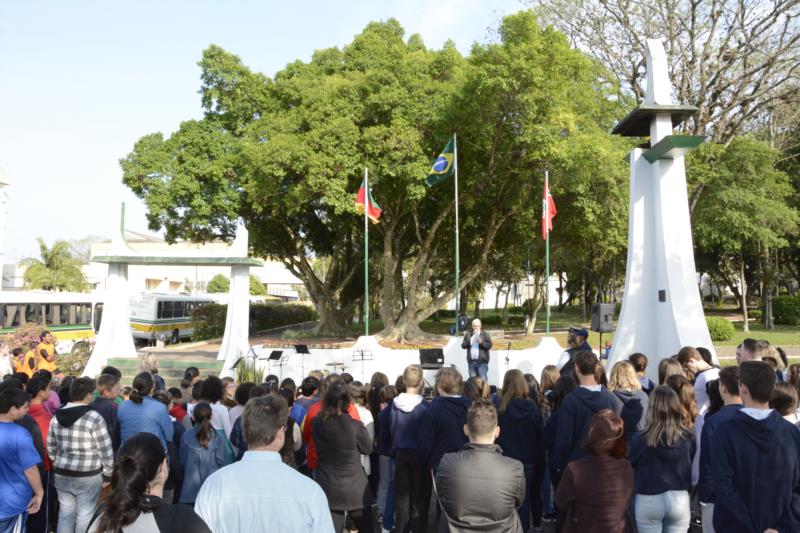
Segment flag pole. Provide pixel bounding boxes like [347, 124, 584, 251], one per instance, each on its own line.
[364, 167, 369, 337]
[453, 133, 460, 331]
[545, 170, 551, 336]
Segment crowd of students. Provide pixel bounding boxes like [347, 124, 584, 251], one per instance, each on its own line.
[0, 335, 799, 533]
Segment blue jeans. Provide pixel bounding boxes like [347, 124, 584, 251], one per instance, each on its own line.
[0, 514, 26, 533]
[382, 458, 396, 530]
[635, 491, 691, 533]
[468, 360, 488, 380]
[541, 464, 555, 515]
[54, 474, 102, 533]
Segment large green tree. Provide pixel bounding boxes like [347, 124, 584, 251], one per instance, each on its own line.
[121, 12, 628, 339]
[21, 238, 88, 292]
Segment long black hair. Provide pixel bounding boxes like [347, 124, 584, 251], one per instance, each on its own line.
[95, 433, 165, 533]
[318, 382, 351, 422]
[192, 402, 214, 449]
[129, 372, 154, 404]
[181, 367, 199, 389]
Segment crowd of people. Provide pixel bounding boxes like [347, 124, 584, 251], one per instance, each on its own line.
[0, 330, 799, 533]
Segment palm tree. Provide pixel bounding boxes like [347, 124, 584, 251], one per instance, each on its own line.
[21, 238, 88, 292]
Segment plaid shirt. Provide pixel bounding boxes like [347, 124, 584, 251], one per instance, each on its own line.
[47, 404, 114, 478]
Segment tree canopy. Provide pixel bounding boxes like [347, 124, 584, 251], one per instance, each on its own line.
[22, 238, 88, 292]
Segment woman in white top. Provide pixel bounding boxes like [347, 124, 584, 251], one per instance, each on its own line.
[349, 382, 374, 475]
[198, 376, 233, 439]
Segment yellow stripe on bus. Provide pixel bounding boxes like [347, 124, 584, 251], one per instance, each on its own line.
[130, 321, 193, 333]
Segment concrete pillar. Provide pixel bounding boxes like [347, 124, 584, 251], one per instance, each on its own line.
[218, 264, 251, 377]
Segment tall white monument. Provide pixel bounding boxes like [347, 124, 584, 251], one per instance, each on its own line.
[609, 39, 715, 381]
[0, 165, 9, 291]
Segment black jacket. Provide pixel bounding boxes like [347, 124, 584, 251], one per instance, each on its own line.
[553, 387, 622, 477]
[91, 397, 121, 452]
[418, 396, 470, 471]
[559, 342, 593, 378]
[496, 398, 544, 466]
[435, 443, 525, 533]
[612, 390, 648, 443]
[461, 329, 492, 364]
[312, 413, 373, 511]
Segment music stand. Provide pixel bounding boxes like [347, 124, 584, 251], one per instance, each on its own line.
[352, 349, 374, 382]
[294, 344, 310, 377]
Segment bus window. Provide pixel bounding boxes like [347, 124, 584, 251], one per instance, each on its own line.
[162, 301, 174, 319]
[24, 304, 38, 325]
[59, 304, 69, 325]
[2, 304, 21, 328]
[174, 301, 185, 318]
[93, 303, 103, 333]
[157, 301, 164, 319]
[79, 304, 91, 324]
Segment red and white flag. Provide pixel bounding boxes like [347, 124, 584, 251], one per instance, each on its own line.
[542, 178, 556, 240]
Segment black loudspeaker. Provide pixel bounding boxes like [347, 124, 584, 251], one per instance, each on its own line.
[419, 349, 445, 369]
[591, 303, 615, 333]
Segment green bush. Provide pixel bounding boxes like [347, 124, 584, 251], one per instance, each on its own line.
[508, 306, 525, 315]
[773, 296, 800, 326]
[191, 303, 318, 341]
[207, 274, 230, 293]
[705, 316, 735, 342]
[747, 308, 762, 321]
[480, 315, 503, 326]
[507, 316, 524, 326]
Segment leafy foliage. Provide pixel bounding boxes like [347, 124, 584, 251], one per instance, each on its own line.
[191, 302, 317, 340]
[249, 275, 266, 296]
[206, 274, 230, 293]
[772, 296, 800, 326]
[21, 238, 88, 292]
[705, 316, 735, 342]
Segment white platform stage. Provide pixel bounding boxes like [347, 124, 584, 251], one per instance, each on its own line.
[240, 336, 564, 386]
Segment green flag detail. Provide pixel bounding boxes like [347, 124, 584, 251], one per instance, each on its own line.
[425, 136, 455, 187]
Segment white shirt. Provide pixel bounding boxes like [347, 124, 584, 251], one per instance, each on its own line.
[694, 367, 720, 415]
[556, 351, 571, 370]
[355, 405, 374, 475]
[195, 451, 334, 533]
[741, 407, 773, 420]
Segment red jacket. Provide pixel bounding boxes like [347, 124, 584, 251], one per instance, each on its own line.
[170, 404, 187, 422]
[302, 401, 359, 469]
[28, 403, 53, 470]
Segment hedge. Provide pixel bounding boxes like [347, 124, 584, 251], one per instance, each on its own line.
[773, 296, 800, 326]
[191, 303, 318, 341]
[705, 316, 735, 342]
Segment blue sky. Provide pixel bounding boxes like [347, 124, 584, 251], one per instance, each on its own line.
[0, 0, 523, 262]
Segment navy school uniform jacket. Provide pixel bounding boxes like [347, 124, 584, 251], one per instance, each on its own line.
[543, 408, 563, 482]
[417, 395, 470, 470]
[389, 393, 429, 454]
[629, 430, 695, 494]
[496, 397, 544, 467]
[711, 410, 800, 533]
[697, 403, 742, 504]
[376, 405, 393, 456]
[553, 387, 622, 477]
[90, 397, 121, 452]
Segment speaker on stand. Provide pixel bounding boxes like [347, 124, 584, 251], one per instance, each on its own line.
[591, 303, 615, 361]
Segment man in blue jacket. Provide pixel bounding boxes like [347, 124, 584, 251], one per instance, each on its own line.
[698, 365, 742, 533]
[711, 361, 800, 533]
[417, 367, 470, 472]
[553, 350, 621, 483]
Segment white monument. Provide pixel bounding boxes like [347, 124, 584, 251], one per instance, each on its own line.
[608, 39, 716, 381]
[0, 165, 9, 291]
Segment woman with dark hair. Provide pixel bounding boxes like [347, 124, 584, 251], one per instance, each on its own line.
[228, 382, 255, 427]
[555, 410, 634, 533]
[192, 376, 232, 440]
[542, 375, 577, 519]
[277, 388, 303, 468]
[118, 372, 174, 449]
[497, 369, 545, 532]
[179, 403, 229, 505]
[89, 432, 210, 533]
[180, 367, 200, 399]
[375, 385, 397, 531]
[658, 358, 684, 385]
[463, 375, 490, 402]
[368, 372, 389, 421]
[312, 382, 373, 532]
[629, 386, 695, 533]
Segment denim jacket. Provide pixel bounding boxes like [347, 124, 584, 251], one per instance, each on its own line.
[179, 427, 229, 504]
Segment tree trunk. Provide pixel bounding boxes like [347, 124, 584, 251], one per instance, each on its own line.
[739, 254, 749, 333]
[494, 282, 504, 313]
[763, 245, 774, 330]
[501, 285, 511, 323]
[313, 300, 353, 336]
[525, 273, 544, 336]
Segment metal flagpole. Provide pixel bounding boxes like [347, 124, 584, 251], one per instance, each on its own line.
[453, 134, 460, 330]
[364, 167, 369, 337]
[545, 170, 551, 336]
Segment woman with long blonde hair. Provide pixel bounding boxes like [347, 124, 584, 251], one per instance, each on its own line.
[608, 361, 649, 441]
[629, 386, 695, 533]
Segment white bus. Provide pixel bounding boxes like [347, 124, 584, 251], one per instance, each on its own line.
[0, 291, 103, 353]
[129, 293, 214, 344]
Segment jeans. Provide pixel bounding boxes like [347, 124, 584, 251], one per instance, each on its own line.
[393, 451, 430, 533]
[468, 360, 488, 380]
[635, 491, 691, 533]
[377, 456, 394, 522]
[541, 465, 555, 515]
[0, 513, 26, 533]
[700, 502, 715, 533]
[517, 463, 541, 531]
[54, 474, 102, 533]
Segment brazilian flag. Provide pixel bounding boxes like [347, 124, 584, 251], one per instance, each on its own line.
[425, 136, 455, 187]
